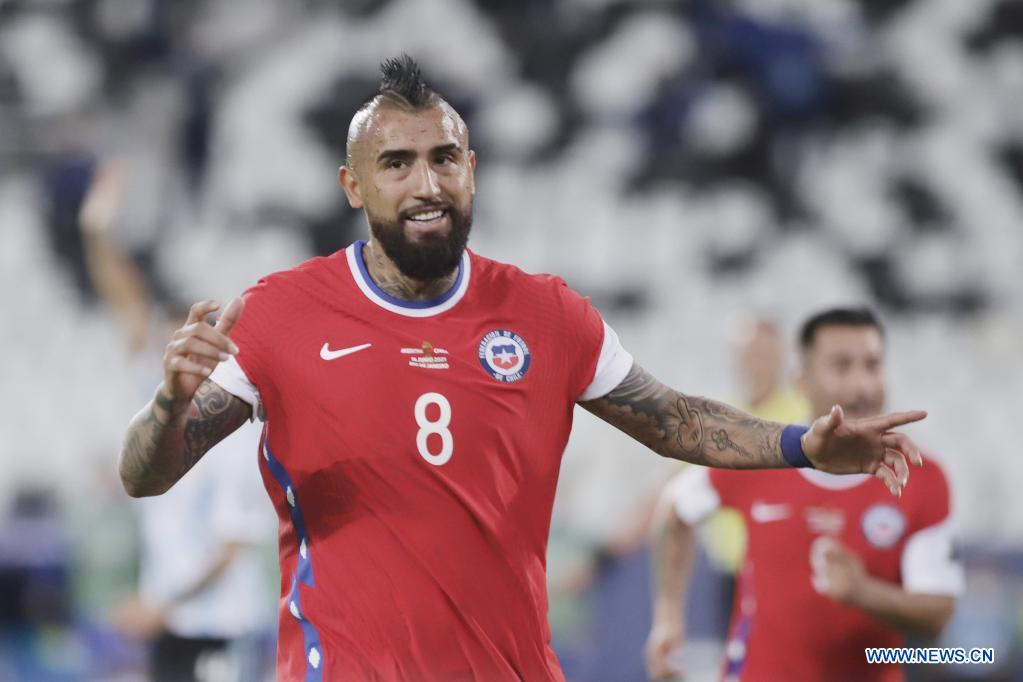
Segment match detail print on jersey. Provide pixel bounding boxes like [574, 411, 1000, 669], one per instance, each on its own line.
[478, 330, 532, 382]
[402, 342, 450, 370]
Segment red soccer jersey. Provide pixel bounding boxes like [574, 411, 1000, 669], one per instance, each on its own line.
[668, 457, 960, 682]
[210, 241, 631, 681]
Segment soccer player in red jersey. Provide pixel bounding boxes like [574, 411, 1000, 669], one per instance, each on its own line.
[646, 308, 961, 682]
[119, 56, 928, 681]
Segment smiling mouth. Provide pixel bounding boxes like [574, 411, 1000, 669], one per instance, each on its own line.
[405, 206, 449, 222]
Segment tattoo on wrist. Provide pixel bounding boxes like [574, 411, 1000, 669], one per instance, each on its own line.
[152, 390, 182, 425]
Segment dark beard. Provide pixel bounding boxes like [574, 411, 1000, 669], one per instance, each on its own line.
[368, 203, 472, 281]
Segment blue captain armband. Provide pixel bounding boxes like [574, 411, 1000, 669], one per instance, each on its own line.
[781, 424, 814, 468]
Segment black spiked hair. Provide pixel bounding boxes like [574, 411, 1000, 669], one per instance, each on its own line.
[377, 54, 437, 108]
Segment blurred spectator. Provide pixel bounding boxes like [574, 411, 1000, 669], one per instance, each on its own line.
[110, 421, 272, 682]
[80, 170, 275, 682]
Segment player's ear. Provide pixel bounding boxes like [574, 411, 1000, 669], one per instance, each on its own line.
[467, 149, 476, 195]
[339, 166, 364, 209]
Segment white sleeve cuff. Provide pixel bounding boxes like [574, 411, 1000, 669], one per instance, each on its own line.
[901, 519, 964, 596]
[578, 322, 634, 401]
[209, 355, 261, 419]
[662, 467, 722, 525]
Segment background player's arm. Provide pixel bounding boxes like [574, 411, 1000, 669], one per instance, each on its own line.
[813, 538, 955, 638]
[645, 495, 700, 680]
[112, 540, 248, 637]
[580, 363, 923, 493]
[852, 580, 954, 639]
[119, 299, 249, 497]
[171, 540, 248, 605]
[78, 160, 153, 354]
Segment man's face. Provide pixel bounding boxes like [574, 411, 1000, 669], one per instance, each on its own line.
[799, 325, 887, 420]
[341, 104, 476, 280]
[737, 322, 784, 389]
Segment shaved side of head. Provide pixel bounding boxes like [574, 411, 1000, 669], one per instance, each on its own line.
[345, 54, 468, 171]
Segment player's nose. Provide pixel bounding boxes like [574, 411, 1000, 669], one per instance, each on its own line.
[410, 161, 441, 199]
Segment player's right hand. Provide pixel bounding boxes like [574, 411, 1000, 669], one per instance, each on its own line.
[802, 404, 925, 497]
[157, 298, 243, 416]
[645, 619, 686, 680]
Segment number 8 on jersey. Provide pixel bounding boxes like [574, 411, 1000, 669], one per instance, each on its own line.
[415, 392, 453, 466]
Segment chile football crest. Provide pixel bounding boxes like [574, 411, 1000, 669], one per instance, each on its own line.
[478, 330, 531, 382]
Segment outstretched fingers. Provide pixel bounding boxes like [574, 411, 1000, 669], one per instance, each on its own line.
[883, 447, 909, 488]
[872, 460, 902, 498]
[882, 431, 923, 468]
[871, 448, 910, 497]
[868, 410, 928, 432]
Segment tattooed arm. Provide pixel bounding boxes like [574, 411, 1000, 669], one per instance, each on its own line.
[120, 381, 251, 497]
[581, 363, 927, 493]
[580, 363, 785, 469]
[119, 297, 249, 497]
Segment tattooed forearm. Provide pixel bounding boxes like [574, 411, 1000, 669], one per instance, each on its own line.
[183, 382, 244, 458]
[119, 381, 250, 497]
[579, 363, 786, 468]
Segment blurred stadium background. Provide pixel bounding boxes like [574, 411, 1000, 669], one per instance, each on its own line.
[1, 0, 1022, 679]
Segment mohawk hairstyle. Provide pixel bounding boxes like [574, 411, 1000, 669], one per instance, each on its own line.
[346, 55, 456, 167]
[377, 54, 438, 109]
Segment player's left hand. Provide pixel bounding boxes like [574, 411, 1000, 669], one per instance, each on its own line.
[801, 405, 925, 497]
[810, 536, 867, 606]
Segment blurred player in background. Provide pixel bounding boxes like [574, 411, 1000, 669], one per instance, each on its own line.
[117, 56, 927, 681]
[701, 317, 809, 577]
[80, 164, 273, 682]
[733, 318, 807, 423]
[646, 307, 962, 682]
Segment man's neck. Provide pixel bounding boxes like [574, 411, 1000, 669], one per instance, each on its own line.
[362, 240, 459, 302]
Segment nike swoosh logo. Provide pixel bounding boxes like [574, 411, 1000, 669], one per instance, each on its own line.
[320, 342, 372, 361]
[750, 501, 791, 523]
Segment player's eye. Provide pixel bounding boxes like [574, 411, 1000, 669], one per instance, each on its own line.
[387, 159, 407, 169]
[831, 358, 852, 373]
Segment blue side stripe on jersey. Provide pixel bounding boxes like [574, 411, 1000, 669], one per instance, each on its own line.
[352, 239, 464, 309]
[724, 615, 752, 679]
[262, 438, 315, 587]
[288, 573, 325, 682]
